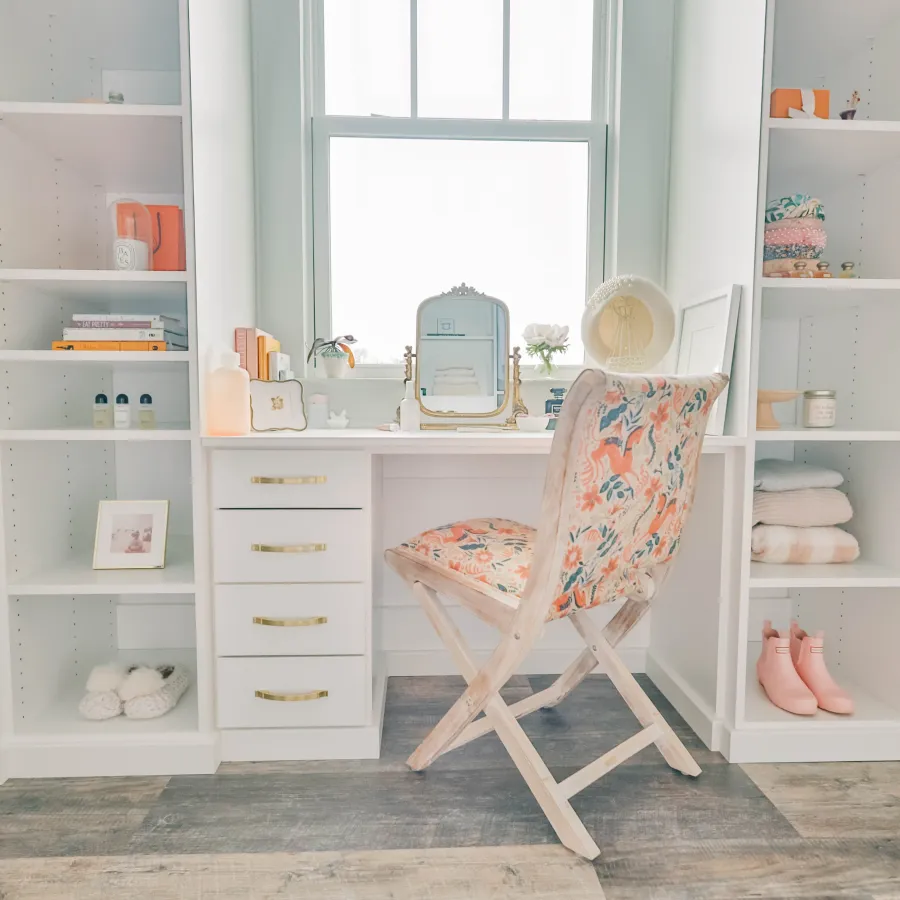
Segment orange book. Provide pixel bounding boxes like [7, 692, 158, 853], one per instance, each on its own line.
[53, 341, 169, 351]
[257, 334, 280, 380]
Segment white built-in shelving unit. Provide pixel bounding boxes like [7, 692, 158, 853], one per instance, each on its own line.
[0, 0, 216, 779]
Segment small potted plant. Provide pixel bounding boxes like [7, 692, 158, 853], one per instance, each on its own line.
[523, 323, 569, 378]
[840, 91, 861, 120]
[307, 334, 357, 379]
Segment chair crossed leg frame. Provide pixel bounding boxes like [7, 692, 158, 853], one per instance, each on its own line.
[405, 580, 701, 861]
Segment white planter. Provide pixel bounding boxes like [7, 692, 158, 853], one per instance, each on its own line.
[321, 355, 350, 379]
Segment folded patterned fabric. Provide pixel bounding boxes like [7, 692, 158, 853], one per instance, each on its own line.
[764, 245, 825, 262]
[752, 488, 852, 527]
[765, 193, 826, 224]
[751, 525, 859, 564]
[754, 459, 844, 491]
[764, 222, 827, 247]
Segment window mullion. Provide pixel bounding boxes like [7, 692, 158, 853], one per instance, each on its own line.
[502, 0, 510, 119]
[410, 0, 419, 118]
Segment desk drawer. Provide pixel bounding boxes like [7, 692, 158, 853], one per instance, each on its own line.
[211, 450, 368, 509]
[215, 584, 366, 656]
[213, 509, 367, 583]
[217, 656, 367, 728]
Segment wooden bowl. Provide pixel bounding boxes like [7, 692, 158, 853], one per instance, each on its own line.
[756, 390, 800, 430]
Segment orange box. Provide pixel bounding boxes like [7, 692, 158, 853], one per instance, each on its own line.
[770, 89, 829, 119]
[52, 341, 169, 351]
[147, 204, 186, 271]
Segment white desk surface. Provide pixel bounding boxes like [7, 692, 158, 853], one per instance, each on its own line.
[203, 429, 745, 454]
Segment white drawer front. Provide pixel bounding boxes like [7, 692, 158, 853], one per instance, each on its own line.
[213, 509, 367, 583]
[217, 656, 367, 728]
[215, 584, 367, 656]
[211, 450, 368, 509]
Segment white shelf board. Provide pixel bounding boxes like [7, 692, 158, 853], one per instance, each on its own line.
[0, 105, 184, 193]
[755, 429, 900, 442]
[0, 350, 190, 364]
[0, 427, 192, 441]
[743, 648, 900, 729]
[749, 560, 900, 589]
[0, 102, 184, 118]
[8, 540, 195, 595]
[0, 269, 189, 302]
[16, 649, 198, 738]
[768, 119, 900, 180]
[761, 278, 900, 291]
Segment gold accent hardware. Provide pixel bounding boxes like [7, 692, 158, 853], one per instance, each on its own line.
[252, 615, 328, 627]
[254, 689, 329, 702]
[250, 475, 327, 485]
[250, 543, 327, 553]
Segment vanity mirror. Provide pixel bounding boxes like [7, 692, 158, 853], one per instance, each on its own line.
[404, 284, 527, 429]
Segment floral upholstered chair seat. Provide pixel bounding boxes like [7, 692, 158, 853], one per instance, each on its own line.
[401, 518, 535, 602]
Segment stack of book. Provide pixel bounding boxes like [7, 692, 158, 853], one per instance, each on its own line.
[234, 327, 289, 379]
[52, 314, 188, 352]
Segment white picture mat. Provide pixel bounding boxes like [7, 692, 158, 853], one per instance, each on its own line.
[93, 500, 169, 570]
[675, 285, 741, 436]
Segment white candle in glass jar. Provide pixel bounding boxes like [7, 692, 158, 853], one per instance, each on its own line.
[803, 390, 836, 428]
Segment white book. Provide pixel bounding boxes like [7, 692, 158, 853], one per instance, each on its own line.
[62, 327, 186, 343]
[71, 313, 182, 326]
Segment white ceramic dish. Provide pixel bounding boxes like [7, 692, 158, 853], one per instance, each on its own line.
[516, 415, 551, 433]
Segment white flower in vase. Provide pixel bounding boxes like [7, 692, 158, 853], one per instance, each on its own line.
[523, 323, 569, 377]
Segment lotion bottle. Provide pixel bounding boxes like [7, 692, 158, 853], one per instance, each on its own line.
[207, 350, 251, 436]
[138, 394, 156, 429]
[114, 393, 131, 429]
[399, 379, 420, 432]
[93, 393, 112, 429]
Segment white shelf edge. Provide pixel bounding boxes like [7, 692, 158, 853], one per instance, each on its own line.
[0, 428, 193, 442]
[755, 430, 900, 442]
[0, 102, 186, 118]
[767, 118, 900, 134]
[761, 278, 900, 290]
[749, 560, 900, 589]
[0, 269, 188, 283]
[0, 350, 191, 364]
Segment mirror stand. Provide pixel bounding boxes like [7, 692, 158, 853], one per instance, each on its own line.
[402, 345, 528, 431]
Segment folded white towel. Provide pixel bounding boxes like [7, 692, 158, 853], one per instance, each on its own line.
[754, 459, 844, 492]
[752, 488, 852, 527]
[751, 525, 859, 564]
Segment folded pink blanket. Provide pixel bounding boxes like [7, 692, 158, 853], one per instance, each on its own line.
[752, 489, 852, 527]
[751, 525, 859, 564]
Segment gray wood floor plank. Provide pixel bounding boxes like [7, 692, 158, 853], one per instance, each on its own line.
[122, 762, 794, 857]
[742, 762, 900, 839]
[595, 837, 900, 900]
[0, 846, 607, 899]
[0, 777, 168, 860]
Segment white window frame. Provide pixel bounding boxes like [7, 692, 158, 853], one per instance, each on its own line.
[304, 0, 612, 377]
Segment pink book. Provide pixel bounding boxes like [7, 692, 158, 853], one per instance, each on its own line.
[234, 328, 250, 372]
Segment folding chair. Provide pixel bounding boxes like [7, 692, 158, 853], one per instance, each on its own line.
[385, 368, 728, 859]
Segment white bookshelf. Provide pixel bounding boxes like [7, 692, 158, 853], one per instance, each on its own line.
[0, 0, 216, 779]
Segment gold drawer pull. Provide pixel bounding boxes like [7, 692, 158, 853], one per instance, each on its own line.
[251, 543, 327, 553]
[253, 615, 328, 627]
[250, 475, 327, 485]
[255, 689, 329, 702]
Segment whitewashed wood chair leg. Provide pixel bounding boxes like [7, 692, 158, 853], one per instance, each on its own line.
[571, 609, 701, 778]
[411, 581, 601, 860]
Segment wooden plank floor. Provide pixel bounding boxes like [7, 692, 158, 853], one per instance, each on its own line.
[1, 675, 899, 899]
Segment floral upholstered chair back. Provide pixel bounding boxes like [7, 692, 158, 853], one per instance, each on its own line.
[534, 369, 728, 621]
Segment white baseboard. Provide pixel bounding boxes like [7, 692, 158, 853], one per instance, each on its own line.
[721, 722, 900, 763]
[1, 733, 220, 779]
[385, 647, 647, 677]
[645, 652, 719, 751]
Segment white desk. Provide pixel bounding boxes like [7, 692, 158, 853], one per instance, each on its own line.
[203, 429, 742, 761]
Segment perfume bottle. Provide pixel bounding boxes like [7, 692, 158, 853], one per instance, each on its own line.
[93, 393, 112, 428]
[138, 394, 156, 429]
[838, 262, 858, 279]
[814, 261, 833, 278]
[114, 393, 131, 429]
[545, 387, 567, 431]
[791, 261, 812, 278]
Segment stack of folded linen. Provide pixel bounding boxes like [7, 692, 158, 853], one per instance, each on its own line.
[433, 366, 482, 396]
[751, 459, 859, 564]
[763, 194, 827, 277]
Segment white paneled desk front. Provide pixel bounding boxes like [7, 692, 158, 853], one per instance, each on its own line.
[204, 430, 742, 761]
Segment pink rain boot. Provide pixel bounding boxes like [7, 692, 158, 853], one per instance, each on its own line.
[790, 621, 854, 715]
[757, 621, 817, 715]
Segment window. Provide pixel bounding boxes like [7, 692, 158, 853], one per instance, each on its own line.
[310, 0, 608, 367]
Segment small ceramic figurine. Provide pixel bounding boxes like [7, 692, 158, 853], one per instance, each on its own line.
[327, 410, 349, 429]
[840, 91, 861, 120]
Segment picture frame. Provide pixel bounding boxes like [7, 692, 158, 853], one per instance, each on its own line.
[93, 500, 169, 570]
[675, 285, 741, 436]
[249, 378, 308, 432]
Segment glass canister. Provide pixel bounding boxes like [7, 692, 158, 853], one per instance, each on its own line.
[803, 390, 837, 428]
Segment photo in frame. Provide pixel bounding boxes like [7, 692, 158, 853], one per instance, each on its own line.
[675, 285, 740, 436]
[93, 500, 169, 570]
[249, 378, 307, 432]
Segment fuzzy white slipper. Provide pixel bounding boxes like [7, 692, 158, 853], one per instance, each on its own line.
[79, 663, 127, 720]
[86, 662, 128, 693]
[118, 664, 166, 701]
[124, 665, 190, 719]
